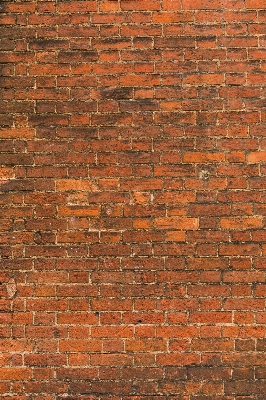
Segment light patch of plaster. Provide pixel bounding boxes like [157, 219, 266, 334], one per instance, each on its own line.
[6, 278, 17, 299]
[199, 169, 210, 181]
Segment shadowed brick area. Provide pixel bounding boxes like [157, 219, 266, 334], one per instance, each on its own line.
[1, 0, 266, 398]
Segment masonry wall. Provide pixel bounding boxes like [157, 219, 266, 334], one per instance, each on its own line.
[1, 0, 266, 398]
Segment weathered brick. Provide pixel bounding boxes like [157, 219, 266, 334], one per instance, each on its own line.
[2, 0, 266, 397]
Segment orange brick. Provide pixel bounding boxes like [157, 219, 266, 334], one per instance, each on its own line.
[221, 217, 263, 229]
[154, 217, 198, 230]
[183, 152, 224, 162]
[0, 128, 35, 138]
[183, 0, 223, 9]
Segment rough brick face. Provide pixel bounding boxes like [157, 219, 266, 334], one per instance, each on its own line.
[1, 0, 266, 398]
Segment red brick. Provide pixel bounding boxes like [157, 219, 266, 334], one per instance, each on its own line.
[91, 326, 133, 338]
[91, 298, 132, 311]
[185, 177, 227, 190]
[91, 353, 133, 366]
[157, 297, 198, 310]
[59, 340, 101, 352]
[155, 164, 194, 178]
[192, 339, 234, 351]
[183, 152, 224, 162]
[125, 339, 166, 352]
[153, 11, 193, 23]
[157, 326, 198, 338]
[157, 353, 200, 366]
[183, 73, 224, 85]
[120, 0, 160, 10]
[224, 271, 265, 283]
[120, 74, 161, 87]
[24, 354, 66, 366]
[57, 205, 100, 217]
[26, 299, 67, 311]
[190, 312, 232, 324]
[219, 244, 261, 256]
[189, 204, 230, 216]
[3, 1, 266, 397]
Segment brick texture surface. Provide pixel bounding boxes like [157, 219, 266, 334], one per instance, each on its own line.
[1, 0, 266, 398]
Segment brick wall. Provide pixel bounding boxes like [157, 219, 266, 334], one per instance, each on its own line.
[1, 0, 266, 398]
